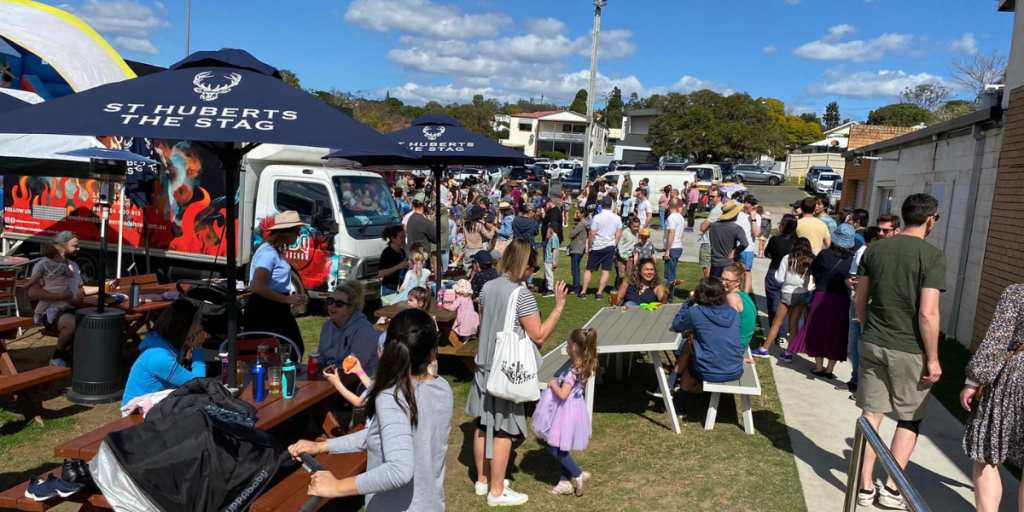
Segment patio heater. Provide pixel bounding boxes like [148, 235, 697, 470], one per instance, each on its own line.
[61, 151, 151, 404]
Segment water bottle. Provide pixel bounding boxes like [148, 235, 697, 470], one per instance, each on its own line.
[129, 283, 141, 308]
[282, 357, 297, 399]
[253, 362, 266, 403]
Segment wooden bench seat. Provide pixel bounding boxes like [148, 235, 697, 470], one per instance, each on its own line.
[0, 366, 70, 396]
[701, 349, 762, 435]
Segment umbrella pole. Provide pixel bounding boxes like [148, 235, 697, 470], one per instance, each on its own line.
[223, 149, 240, 388]
[143, 206, 151, 274]
[434, 165, 443, 297]
[96, 183, 110, 314]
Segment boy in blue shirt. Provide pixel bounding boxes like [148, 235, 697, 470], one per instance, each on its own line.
[542, 226, 560, 298]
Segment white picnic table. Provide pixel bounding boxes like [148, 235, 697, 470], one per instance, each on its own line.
[541, 304, 684, 434]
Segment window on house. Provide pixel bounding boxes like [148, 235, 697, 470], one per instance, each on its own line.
[562, 124, 573, 133]
[572, 125, 585, 134]
[518, 123, 531, 131]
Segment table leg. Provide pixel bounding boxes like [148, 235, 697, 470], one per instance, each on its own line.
[312, 402, 344, 438]
[585, 371, 596, 422]
[741, 395, 754, 435]
[704, 393, 720, 431]
[649, 351, 681, 434]
[615, 353, 622, 382]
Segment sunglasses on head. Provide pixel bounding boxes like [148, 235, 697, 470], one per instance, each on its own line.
[326, 297, 352, 308]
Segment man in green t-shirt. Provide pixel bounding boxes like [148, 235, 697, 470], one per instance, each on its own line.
[853, 193, 945, 510]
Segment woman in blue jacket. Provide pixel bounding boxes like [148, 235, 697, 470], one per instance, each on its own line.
[122, 299, 207, 406]
[669, 277, 744, 418]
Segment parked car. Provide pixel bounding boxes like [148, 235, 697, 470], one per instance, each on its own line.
[733, 164, 785, 186]
[450, 167, 487, 185]
[603, 168, 697, 214]
[685, 164, 724, 188]
[804, 166, 833, 192]
[596, 165, 611, 176]
[828, 179, 843, 211]
[814, 172, 841, 195]
[509, 165, 545, 188]
[615, 164, 635, 172]
[562, 165, 599, 194]
[661, 162, 689, 170]
[633, 163, 661, 171]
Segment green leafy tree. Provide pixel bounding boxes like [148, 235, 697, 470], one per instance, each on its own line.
[866, 103, 933, 127]
[646, 90, 784, 162]
[798, 112, 824, 130]
[933, 99, 975, 122]
[780, 115, 824, 150]
[570, 89, 588, 114]
[540, 150, 566, 160]
[823, 101, 841, 130]
[602, 87, 625, 129]
[280, 69, 301, 89]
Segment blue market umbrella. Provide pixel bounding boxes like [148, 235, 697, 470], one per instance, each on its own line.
[0, 91, 30, 114]
[0, 49, 418, 387]
[328, 114, 532, 294]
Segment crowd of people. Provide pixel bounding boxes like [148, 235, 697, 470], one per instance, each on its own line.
[99, 165, 1024, 511]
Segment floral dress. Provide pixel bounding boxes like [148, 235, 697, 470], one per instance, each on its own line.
[964, 284, 1024, 465]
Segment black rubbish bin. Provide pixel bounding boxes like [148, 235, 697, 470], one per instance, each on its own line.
[67, 307, 127, 404]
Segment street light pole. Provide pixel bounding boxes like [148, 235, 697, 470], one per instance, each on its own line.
[185, 0, 191, 56]
[581, 0, 605, 178]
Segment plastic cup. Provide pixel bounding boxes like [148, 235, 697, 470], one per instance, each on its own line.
[268, 366, 282, 395]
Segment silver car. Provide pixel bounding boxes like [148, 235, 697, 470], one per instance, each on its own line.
[733, 164, 785, 185]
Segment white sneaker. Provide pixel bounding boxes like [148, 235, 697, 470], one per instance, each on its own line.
[487, 486, 528, 507]
[474, 479, 509, 496]
[574, 471, 591, 497]
[856, 486, 878, 506]
[45, 307, 59, 324]
[877, 486, 908, 510]
[49, 358, 69, 368]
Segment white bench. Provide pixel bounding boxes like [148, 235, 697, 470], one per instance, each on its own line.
[701, 348, 761, 434]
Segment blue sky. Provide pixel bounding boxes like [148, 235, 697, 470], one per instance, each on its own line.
[52, 0, 1013, 120]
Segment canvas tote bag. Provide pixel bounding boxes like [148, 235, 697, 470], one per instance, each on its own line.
[486, 286, 541, 403]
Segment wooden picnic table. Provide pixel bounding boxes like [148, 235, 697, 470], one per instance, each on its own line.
[54, 373, 343, 460]
[543, 304, 684, 434]
[375, 301, 478, 370]
[0, 315, 70, 424]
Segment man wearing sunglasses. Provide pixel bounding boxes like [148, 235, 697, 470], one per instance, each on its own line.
[876, 212, 901, 239]
[319, 280, 380, 382]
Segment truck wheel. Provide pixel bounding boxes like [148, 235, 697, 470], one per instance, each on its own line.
[290, 272, 307, 317]
[75, 251, 100, 283]
[768, 177, 780, 186]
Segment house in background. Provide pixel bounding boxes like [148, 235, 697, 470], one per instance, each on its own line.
[611, 108, 660, 163]
[500, 110, 607, 158]
[786, 123, 917, 180]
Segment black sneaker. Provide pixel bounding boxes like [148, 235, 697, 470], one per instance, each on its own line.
[542, 292, 555, 298]
[595, 293, 603, 301]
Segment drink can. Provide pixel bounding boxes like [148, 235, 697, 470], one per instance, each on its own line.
[220, 353, 228, 385]
[307, 352, 319, 379]
[257, 343, 269, 363]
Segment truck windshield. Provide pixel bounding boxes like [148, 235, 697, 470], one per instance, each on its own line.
[332, 176, 400, 239]
[692, 168, 713, 181]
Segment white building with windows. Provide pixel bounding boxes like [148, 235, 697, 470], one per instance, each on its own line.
[500, 110, 608, 158]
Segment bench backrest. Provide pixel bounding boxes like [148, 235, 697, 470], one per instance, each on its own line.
[112, 274, 159, 289]
[0, 269, 17, 293]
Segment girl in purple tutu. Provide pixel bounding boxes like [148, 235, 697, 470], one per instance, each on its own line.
[531, 328, 598, 497]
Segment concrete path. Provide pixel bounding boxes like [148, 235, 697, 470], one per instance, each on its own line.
[746, 247, 1020, 511]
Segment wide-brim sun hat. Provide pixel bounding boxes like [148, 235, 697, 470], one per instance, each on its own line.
[454, 279, 473, 295]
[268, 210, 309, 231]
[719, 201, 741, 221]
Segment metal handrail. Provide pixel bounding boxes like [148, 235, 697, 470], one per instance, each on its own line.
[843, 417, 930, 512]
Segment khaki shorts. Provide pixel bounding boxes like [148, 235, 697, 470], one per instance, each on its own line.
[699, 243, 712, 268]
[856, 341, 932, 421]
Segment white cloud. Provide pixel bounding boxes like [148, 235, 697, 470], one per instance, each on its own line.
[387, 82, 516, 104]
[822, 24, 857, 43]
[763, 45, 777, 54]
[794, 25, 912, 62]
[950, 33, 978, 54]
[664, 76, 736, 96]
[525, 17, 566, 35]
[594, 29, 637, 60]
[344, 0, 512, 40]
[809, 69, 948, 98]
[387, 48, 506, 77]
[59, 0, 170, 54]
[111, 36, 158, 55]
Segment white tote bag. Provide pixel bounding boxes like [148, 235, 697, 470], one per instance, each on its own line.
[486, 287, 541, 403]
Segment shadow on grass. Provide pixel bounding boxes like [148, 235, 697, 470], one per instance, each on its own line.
[0, 401, 90, 438]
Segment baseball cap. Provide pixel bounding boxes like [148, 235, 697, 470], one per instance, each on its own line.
[412, 192, 427, 205]
[472, 250, 493, 265]
[490, 249, 502, 261]
[601, 195, 613, 207]
[744, 195, 759, 205]
[790, 200, 803, 209]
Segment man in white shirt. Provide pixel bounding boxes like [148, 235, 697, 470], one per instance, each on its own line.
[698, 189, 725, 278]
[737, 196, 762, 293]
[580, 195, 622, 300]
[663, 198, 685, 302]
[635, 188, 653, 229]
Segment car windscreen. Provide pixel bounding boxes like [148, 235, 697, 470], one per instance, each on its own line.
[818, 174, 839, 181]
[333, 176, 401, 239]
[692, 168, 714, 181]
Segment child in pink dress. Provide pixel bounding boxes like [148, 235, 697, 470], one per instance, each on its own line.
[445, 279, 479, 341]
[531, 328, 597, 496]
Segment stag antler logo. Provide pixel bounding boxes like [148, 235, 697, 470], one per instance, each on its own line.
[193, 72, 242, 101]
[423, 126, 445, 141]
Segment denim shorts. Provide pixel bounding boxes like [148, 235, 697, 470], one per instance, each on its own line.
[738, 251, 755, 271]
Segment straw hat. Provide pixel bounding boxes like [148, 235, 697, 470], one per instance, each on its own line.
[718, 201, 741, 221]
[267, 211, 309, 231]
[359, 196, 379, 210]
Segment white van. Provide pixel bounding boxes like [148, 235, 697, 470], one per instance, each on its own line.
[602, 169, 697, 214]
[684, 165, 724, 189]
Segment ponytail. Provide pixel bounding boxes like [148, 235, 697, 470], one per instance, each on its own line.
[365, 308, 439, 428]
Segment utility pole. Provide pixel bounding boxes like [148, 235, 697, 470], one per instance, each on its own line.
[581, 0, 605, 176]
[185, 0, 191, 56]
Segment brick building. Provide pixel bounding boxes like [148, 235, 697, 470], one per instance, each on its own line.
[837, 125, 918, 211]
